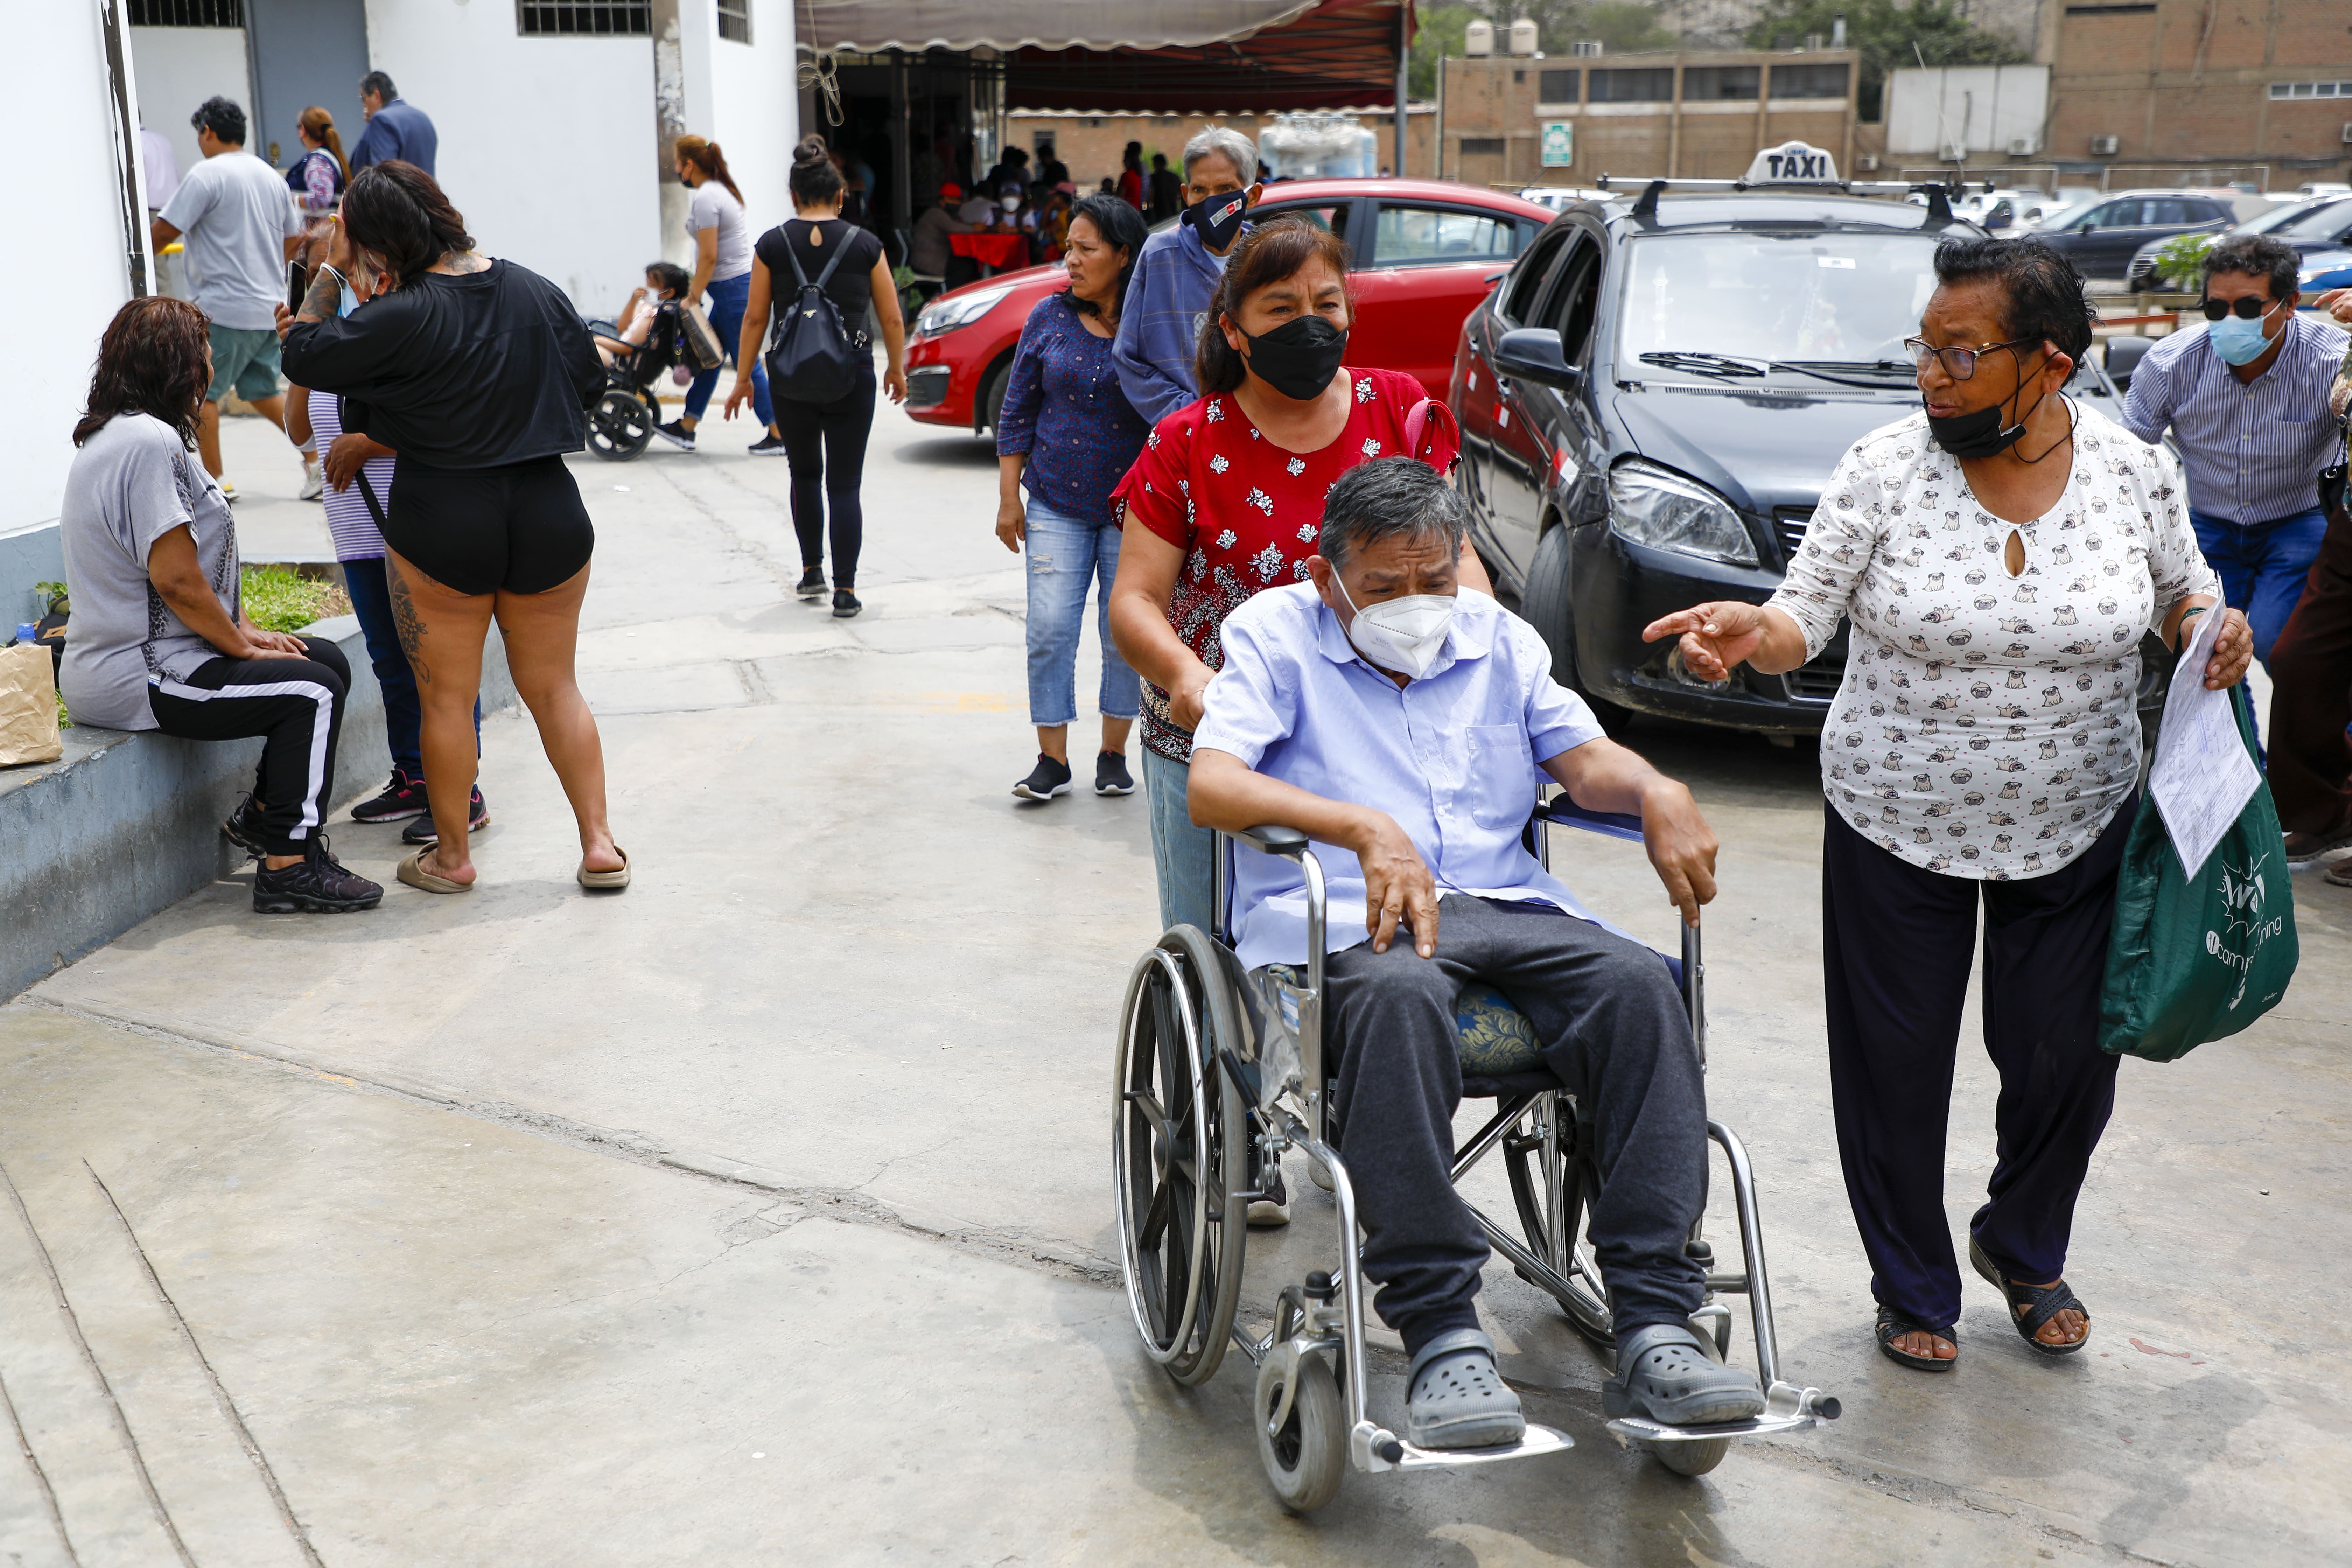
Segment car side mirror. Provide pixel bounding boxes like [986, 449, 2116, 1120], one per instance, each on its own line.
[1493, 327, 1583, 391]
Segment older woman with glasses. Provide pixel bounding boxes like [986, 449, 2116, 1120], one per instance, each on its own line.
[1645, 237, 2249, 1376]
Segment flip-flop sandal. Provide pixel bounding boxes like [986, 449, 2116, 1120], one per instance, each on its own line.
[578, 846, 630, 890]
[1970, 1236, 2089, 1356]
[1875, 1306, 1958, 1372]
[1405, 1329, 1525, 1450]
[397, 847, 473, 895]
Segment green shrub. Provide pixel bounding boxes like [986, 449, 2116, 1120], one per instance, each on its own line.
[240, 565, 352, 634]
[2152, 232, 2216, 290]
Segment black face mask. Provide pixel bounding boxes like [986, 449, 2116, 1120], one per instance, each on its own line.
[1182, 188, 1251, 251]
[1924, 350, 2053, 460]
[1241, 314, 1348, 401]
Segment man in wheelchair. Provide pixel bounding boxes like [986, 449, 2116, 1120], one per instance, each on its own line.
[1186, 458, 1767, 1450]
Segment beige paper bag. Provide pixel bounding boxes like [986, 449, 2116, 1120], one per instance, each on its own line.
[0, 642, 64, 766]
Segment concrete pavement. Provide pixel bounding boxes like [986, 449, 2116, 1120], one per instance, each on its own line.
[2, 398, 2346, 1564]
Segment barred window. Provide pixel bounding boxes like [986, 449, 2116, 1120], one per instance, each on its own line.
[1587, 68, 1674, 104]
[1771, 62, 1851, 99]
[1538, 69, 1579, 103]
[518, 1, 651, 35]
[1684, 65, 1760, 101]
[2269, 80, 2352, 100]
[718, 0, 750, 43]
[130, 0, 243, 23]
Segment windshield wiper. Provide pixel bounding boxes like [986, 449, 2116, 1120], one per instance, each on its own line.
[1781, 358, 1915, 376]
[1640, 351, 1915, 392]
[1638, 350, 1766, 380]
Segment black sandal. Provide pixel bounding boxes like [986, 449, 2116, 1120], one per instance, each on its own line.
[1970, 1237, 2089, 1356]
[1875, 1306, 1958, 1372]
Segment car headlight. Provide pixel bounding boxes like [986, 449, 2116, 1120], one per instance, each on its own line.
[915, 284, 1015, 338]
[1606, 460, 1757, 567]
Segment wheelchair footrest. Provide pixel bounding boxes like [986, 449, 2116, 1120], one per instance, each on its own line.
[1604, 1411, 1818, 1444]
[1354, 1421, 1575, 1473]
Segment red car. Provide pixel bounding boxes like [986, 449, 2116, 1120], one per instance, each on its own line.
[904, 178, 1558, 432]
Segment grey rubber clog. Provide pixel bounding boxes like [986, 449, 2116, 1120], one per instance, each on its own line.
[1603, 1323, 1766, 1427]
[1405, 1329, 1526, 1450]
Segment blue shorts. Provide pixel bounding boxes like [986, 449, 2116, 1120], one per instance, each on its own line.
[205, 323, 283, 404]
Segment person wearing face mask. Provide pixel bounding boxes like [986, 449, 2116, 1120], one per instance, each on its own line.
[2120, 237, 2348, 769]
[1645, 237, 2247, 1376]
[1110, 127, 1265, 426]
[1185, 457, 1758, 1450]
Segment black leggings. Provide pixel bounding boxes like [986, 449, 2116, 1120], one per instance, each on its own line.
[383, 454, 595, 596]
[776, 363, 875, 586]
[147, 637, 350, 856]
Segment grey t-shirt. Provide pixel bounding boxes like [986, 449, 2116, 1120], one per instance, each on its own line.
[58, 414, 241, 732]
[157, 149, 303, 330]
[688, 181, 752, 283]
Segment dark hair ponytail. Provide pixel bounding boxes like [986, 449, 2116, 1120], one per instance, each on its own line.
[341, 160, 474, 285]
[788, 135, 845, 206]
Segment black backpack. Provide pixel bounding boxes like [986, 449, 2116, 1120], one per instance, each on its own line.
[765, 225, 859, 404]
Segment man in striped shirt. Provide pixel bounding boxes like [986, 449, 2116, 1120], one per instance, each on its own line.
[2120, 234, 2348, 677]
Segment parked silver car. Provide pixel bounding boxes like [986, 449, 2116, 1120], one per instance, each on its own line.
[2124, 194, 2352, 291]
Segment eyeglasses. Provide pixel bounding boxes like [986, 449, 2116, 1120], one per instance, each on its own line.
[2199, 295, 2277, 321]
[1902, 337, 2036, 381]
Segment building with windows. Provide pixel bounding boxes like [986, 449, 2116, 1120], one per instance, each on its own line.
[1436, 48, 1859, 188]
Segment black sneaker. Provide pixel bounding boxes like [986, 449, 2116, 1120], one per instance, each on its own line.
[252, 834, 383, 913]
[350, 768, 429, 823]
[748, 432, 788, 457]
[221, 793, 270, 859]
[832, 589, 863, 619]
[794, 567, 828, 600]
[401, 786, 491, 845]
[1013, 754, 1073, 801]
[1095, 752, 1135, 797]
[653, 419, 696, 451]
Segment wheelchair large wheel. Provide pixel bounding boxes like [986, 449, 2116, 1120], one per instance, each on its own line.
[1501, 1095, 1614, 1349]
[1255, 1352, 1345, 1512]
[1112, 925, 1248, 1387]
[587, 390, 654, 461]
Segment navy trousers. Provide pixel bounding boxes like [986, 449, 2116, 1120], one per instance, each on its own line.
[1820, 796, 2133, 1331]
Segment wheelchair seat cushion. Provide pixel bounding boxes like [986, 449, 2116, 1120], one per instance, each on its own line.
[1256, 967, 1547, 1077]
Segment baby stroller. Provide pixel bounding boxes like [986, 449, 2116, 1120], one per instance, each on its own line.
[582, 301, 688, 462]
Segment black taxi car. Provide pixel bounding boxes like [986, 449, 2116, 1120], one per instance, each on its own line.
[1449, 144, 2146, 738]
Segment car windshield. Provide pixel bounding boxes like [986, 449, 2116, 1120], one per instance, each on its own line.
[2260, 198, 2352, 240]
[1616, 230, 1945, 371]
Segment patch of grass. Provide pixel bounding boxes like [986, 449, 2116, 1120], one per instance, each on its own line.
[240, 565, 352, 634]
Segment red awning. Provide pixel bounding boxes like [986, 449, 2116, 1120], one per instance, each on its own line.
[1007, 1, 1412, 113]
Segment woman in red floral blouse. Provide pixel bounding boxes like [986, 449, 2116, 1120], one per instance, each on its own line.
[1109, 216, 1488, 950]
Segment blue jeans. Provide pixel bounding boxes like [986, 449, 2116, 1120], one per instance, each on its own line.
[1142, 747, 1216, 935]
[1024, 499, 1140, 727]
[2191, 506, 2329, 668]
[343, 555, 478, 779]
[684, 270, 772, 426]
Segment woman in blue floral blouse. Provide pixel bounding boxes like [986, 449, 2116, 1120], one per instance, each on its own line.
[996, 194, 1154, 802]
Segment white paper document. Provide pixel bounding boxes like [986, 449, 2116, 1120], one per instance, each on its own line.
[2146, 602, 2260, 878]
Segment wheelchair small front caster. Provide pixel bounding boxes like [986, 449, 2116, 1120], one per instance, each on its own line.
[1647, 1435, 1728, 1477]
[1255, 1353, 1345, 1512]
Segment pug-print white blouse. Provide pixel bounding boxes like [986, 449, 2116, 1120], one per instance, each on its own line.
[1767, 402, 2219, 881]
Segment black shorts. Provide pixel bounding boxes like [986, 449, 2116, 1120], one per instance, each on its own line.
[384, 454, 595, 596]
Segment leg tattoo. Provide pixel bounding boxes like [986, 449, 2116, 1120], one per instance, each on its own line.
[388, 561, 431, 684]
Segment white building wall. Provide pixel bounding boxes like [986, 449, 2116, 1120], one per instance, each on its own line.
[364, 0, 657, 316]
[1886, 65, 2052, 158]
[14, 5, 140, 546]
[701, 0, 798, 239]
[127, 24, 254, 183]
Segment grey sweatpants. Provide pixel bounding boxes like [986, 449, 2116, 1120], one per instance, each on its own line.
[1324, 895, 1708, 1356]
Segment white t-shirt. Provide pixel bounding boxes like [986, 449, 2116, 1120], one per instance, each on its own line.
[1768, 402, 2220, 881]
[59, 414, 241, 731]
[157, 149, 303, 330]
[687, 180, 752, 284]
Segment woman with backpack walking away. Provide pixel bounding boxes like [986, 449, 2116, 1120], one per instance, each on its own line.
[725, 135, 906, 619]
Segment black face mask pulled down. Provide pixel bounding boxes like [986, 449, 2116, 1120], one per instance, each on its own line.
[1241, 314, 1348, 401]
[1182, 189, 1251, 251]
[1924, 350, 2052, 460]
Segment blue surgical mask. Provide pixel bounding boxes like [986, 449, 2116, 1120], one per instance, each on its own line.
[2208, 307, 2275, 366]
[338, 285, 357, 317]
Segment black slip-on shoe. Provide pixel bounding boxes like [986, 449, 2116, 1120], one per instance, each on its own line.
[831, 589, 863, 619]
[1014, 754, 1072, 801]
[1095, 752, 1136, 797]
[253, 834, 383, 913]
[221, 794, 270, 859]
[653, 419, 697, 451]
[795, 567, 828, 600]
[748, 433, 788, 456]
[350, 769, 429, 823]
[402, 786, 491, 845]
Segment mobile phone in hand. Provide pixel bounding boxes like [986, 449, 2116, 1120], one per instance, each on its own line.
[286, 259, 308, 313]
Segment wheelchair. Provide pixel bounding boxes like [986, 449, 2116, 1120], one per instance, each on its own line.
[580, 303, 687, 462]
[1112, 794, 1839, 1512]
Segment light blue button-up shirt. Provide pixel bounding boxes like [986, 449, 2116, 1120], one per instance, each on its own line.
[2119, 312, 2348, 525]
[1191, 582, 1608, 972]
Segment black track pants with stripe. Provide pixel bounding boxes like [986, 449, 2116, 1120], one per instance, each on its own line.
[147, 637, 351, 857]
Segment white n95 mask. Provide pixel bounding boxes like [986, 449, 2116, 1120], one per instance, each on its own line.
[1337, 579, 1456, 679]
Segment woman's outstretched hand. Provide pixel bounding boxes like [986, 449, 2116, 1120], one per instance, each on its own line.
[1642, 601, 1771, 682]
[721, 378, 750, 420]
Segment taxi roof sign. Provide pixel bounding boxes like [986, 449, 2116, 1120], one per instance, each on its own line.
[1744, 141, 1838, 185]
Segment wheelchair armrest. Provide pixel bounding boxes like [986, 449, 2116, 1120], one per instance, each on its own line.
[1532, 796, 1646, 844]
[1232, 824, 1310, 858]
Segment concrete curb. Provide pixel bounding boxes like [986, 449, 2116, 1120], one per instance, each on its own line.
[0, 615, 516, 1000]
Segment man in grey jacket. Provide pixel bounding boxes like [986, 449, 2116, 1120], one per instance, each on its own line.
[1111, 127, 1262, 426]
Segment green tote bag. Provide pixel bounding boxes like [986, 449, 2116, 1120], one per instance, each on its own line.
[2099, 684, 2298, 1062]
